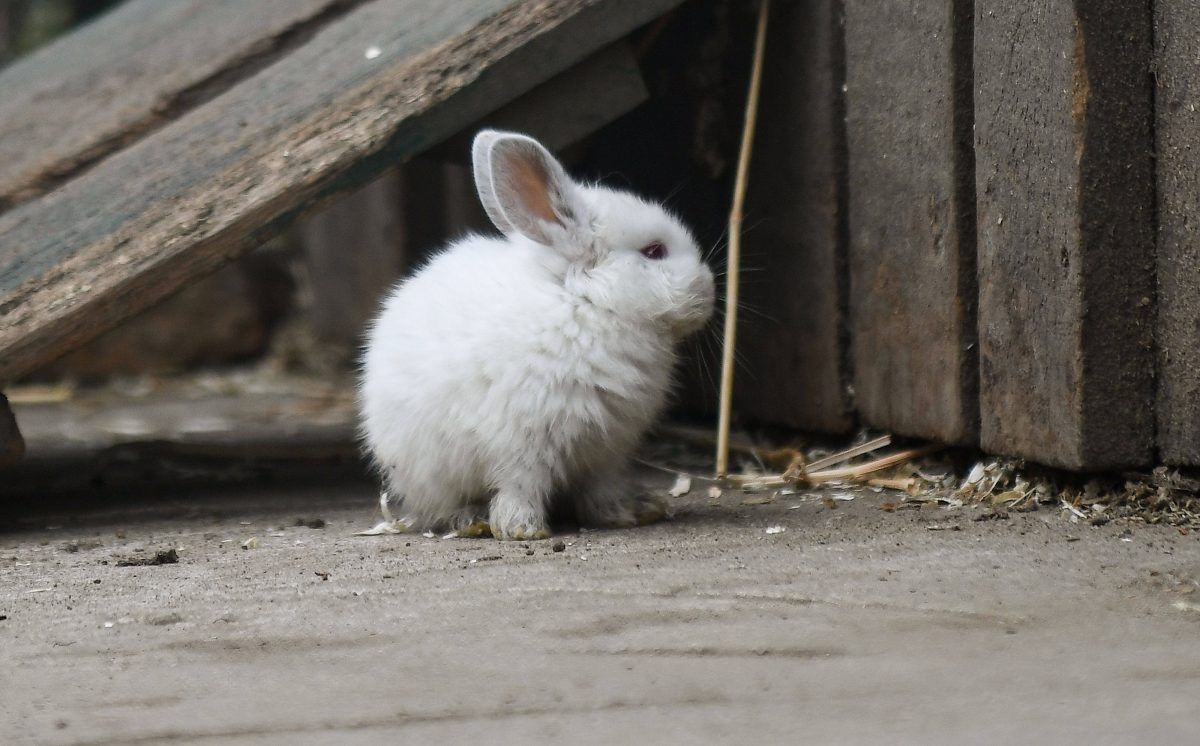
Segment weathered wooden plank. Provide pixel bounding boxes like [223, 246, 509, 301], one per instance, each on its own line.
[734, 0, 852, 433]
[0, 0, 687, 385]
[974, 2, 1155, 469]
[0, 393, 24, 467]
[0, 0, 367, 212]
[429, 41, 647, 161]
[843, 0, 977, 444]
[1155, 0, 1200, 465]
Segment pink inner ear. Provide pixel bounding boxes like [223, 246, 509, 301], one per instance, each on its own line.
[500, 150, 559, 226]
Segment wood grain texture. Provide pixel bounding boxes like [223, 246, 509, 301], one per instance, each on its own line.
[0, 0, 686, 385]
[1155, 0, 1200, 465]
[0, 394, 25, 467]
[974, 2, 1154, 469]
[0, 0, 367, 211]
[735, 0, 852, 433]
[843, 0, 978, 444]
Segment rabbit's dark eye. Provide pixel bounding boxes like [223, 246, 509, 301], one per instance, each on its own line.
[640, 241, 668, 260]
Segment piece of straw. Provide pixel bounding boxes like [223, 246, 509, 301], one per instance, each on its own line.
[804, 435, 893, 473]
[716, 0, 771, 477]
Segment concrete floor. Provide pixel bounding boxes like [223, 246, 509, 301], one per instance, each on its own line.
[2, 472, 1199, 745]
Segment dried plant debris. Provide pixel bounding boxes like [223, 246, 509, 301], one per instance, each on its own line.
[647, 430, 945, 495]
[1115, 468, 1200, 528]
[646, 427, 1200, 529]
[949, 458, 1200, 528]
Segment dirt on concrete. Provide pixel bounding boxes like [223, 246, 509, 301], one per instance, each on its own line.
[2, 470, 1199, 745]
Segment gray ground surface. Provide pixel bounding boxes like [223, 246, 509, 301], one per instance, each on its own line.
[2, 472, 1199, 745]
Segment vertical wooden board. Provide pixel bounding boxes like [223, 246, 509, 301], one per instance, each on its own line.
[735, 0, 851, 433]
[843, 0, 977, 444]
[974, 2, 1154, 469]
[299, 170, 405, 345]
[1155, 0, 1200, 465]
[1, 393, 24, 467]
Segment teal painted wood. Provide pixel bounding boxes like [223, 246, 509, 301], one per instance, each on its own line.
[0, 0, 686, 384]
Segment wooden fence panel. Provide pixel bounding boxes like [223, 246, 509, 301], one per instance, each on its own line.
[1155, 0, 1200, 465]
[974, 2, 1155, 470]
[734, 0, 852, 433]
[843, 0, 978, 444]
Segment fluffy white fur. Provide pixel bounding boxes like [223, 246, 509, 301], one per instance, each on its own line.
[359, 130, 714, 540]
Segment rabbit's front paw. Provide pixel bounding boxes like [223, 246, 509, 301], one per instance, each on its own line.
[488, 493, 551, 541]
[631, 493, 671, 526]
[489, 520, 551, 541]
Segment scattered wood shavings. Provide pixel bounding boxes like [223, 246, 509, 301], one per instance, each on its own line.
[1060, 499, 1088, 520]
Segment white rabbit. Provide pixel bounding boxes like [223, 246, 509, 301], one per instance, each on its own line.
[359, 130, 714, 540]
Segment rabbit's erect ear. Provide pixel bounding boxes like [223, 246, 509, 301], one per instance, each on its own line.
[472, 130, 589, 251]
